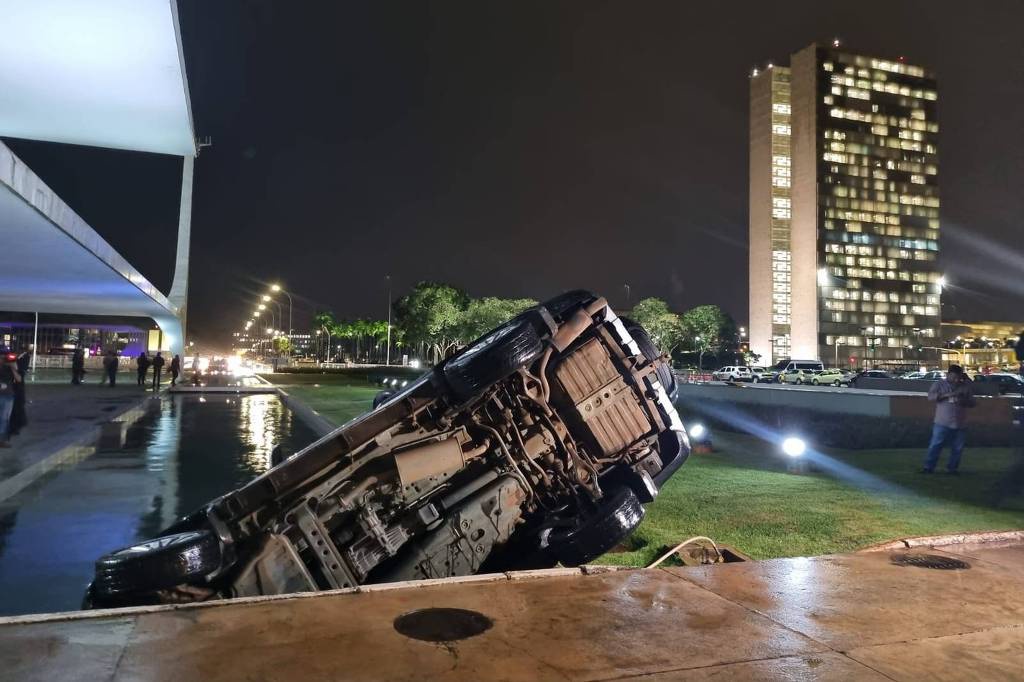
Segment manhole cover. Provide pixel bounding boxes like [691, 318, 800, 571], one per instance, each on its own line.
[393, 607, 493, 642]
[890, 553, 970, 570]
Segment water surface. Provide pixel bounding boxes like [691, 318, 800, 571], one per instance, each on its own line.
[0, 393, 317, 616]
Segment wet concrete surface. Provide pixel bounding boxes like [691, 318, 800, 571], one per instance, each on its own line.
[0, 393, 317, 616]
[2, 543, 1023, 680]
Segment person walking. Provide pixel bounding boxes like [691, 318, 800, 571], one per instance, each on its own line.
[103, 349, 119, 387]
[0, 351, 20, 448]
[151, 352, 165, 390]
[921, 364, 975, 474]
[136, 352, 150, 387]
[71, 348, 85, 385]
[169, 354, 181, 387]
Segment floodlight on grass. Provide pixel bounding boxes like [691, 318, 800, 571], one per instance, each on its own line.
[782, 436, 807, 458]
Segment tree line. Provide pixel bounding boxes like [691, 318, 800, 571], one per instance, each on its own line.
[314, 283, 747, 368]
[313, 282, 535, 364]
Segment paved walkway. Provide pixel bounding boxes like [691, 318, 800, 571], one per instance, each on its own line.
[1, 542, 1022, 680]
[0, 380, 159, 502]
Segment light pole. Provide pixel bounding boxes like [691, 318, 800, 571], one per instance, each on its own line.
[623, 284, 631, 309]
[385, 274, 392, 366]
[695, 335, 704, 372]
[271, 284, 293, 336]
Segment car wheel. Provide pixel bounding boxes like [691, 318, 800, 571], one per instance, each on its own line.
[544, 486, 644, 566]
[796, 378, 803, 385]
[443, 317, 544, 402]
[622, 320, 676, 400]
[833, 380, 841, 387]
[94, 530, 223, 598]
[812, 379, 819, 385]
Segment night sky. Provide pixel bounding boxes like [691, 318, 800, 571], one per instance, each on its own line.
[5, 1, 1023, 346]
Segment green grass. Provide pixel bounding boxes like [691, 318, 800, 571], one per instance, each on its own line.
[262, 374, 1024, 563]
[262, 373, 382, 426]
[598, 431, 1024, 566]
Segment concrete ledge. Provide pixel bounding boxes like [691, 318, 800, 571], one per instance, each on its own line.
[3, 546, 1024, 680]
[0, 395, 155, 504]
[275, 388, 336, 437]
[858, 529, 1024, 552]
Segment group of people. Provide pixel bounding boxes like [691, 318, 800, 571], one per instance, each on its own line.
[134, 351, 181, 388]
[70, 349, 181, 389]
[0, 346, 30, 448]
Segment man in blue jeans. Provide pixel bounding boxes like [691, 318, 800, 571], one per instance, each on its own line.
[921, 364, 974, 474]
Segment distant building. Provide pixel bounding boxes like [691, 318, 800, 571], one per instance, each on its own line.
[750, 43, 941, 367]
[940, 321, 1022, 368]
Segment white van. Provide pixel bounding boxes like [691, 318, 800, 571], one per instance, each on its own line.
[768, 359, 824, 383]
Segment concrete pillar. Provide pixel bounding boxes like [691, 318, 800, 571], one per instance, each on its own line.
[168, 155, 194, 352]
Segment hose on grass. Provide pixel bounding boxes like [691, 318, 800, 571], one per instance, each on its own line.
[647, 536, 722, 569]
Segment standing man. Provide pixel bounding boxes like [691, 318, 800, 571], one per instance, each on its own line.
[71, 348, 85, 385]
[0, 350, 20, 448]
[136, 352, 150, 387]
[1015, 331, 1024, 377]
[104, 349, 119, 387]
[169, 354, 181, 387]
[921, 364, 974, 474]
[10, 344, 31, 437]
[151, 352, 165, 390]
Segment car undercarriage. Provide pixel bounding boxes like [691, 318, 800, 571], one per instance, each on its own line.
[88, 290, 689, 608]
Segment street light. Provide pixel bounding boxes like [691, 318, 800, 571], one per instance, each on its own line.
[385, 274, 392, 366]
[270, 284, 293, 335]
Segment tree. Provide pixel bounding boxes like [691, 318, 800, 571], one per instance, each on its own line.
[680, 305, 738, 369]
[455, 297, 537, 343]
[630, 298, 685, 354]
[393, 282, 470, 362]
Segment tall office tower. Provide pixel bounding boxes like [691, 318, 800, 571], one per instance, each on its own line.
[749, 43, 941, 367]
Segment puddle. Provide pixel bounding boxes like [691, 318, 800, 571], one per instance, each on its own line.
[393, 608, 494, 642]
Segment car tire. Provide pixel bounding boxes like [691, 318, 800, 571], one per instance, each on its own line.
[812, 379, 819, 385]
[443, 317, 544, 402]
[94, 530, 223, 598]
[796, 378, 803, 385]
[833, 380, 841, 387]
[544, 486, 644, 566]
[621, 320, 676, 401]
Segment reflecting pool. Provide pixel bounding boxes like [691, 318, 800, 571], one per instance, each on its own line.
[0, 393, 318, 616]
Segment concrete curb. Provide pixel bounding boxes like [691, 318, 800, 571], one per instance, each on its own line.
[0, 396, 156, 504]
[858, 529, 1024, 552]
[0, 565, 627, 627]
[273, 387, 337, 437]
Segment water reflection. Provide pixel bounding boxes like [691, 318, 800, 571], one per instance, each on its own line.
[0, 393, 317, 617]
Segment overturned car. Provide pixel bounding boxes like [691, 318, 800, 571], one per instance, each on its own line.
[89, 291, 689, 607]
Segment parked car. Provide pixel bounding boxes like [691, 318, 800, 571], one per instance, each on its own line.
[768, 359, 824, 383]
[811, 368, 851, 386]
[749, 367, 769, 383]
[974, 373, 1024, 395]
[780, 368, 818, 385]
[87, 291, 689, 608]
[920, 370, 946, 381]
[712, 366, 754, 382]
[899, 371, 926, 380]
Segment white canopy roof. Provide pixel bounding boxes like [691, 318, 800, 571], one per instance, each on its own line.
[0, 0, 195, 156]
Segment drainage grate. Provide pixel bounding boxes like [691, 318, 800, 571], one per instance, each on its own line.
[393, 608, 493, 642]
[890, 553, 970, 570]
